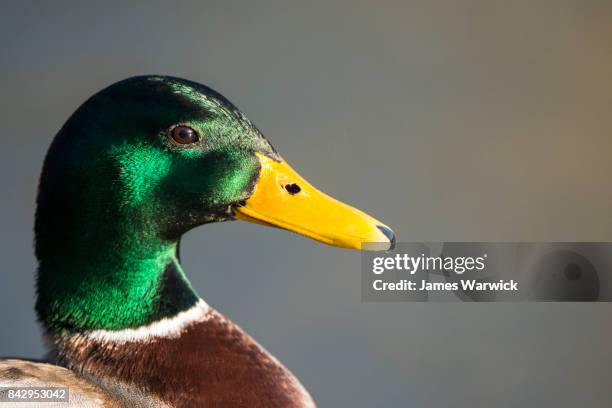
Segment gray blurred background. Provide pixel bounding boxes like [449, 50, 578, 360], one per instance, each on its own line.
[1, 1, 611, 406]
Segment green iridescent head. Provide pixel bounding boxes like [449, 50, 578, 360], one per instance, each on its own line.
[35, 76, 393, 332]
[36, 76, 279, 256]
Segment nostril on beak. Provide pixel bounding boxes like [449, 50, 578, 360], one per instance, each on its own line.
[284, 183, 301, 195]
[376, 225, 396, 250]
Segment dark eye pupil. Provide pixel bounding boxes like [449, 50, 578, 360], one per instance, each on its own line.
[171, 126, 198, 144]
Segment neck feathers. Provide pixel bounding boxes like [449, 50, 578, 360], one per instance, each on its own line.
[51, 305, 315, 408]
[86, 298, 210, 343]
[37, 254, 199, 333]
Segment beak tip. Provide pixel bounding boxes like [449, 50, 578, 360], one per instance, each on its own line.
[376, 225, 396, 250]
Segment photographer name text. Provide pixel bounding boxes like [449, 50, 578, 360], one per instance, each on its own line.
[371, 253, 518, 292]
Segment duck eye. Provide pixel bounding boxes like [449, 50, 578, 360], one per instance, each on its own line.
[284, 183, 301, 195]
[170, 125, 199, 145]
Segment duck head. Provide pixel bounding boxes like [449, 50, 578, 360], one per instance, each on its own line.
[35, 76, 394, 332]
[37, 76, 393, 252]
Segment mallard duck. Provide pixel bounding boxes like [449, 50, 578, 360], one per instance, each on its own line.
[0, 76, 394, 407]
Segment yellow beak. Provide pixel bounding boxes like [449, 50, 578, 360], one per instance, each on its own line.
[233, 153, 395, 251]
